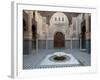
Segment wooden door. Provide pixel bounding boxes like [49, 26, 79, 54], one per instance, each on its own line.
[54, 32, 65, 48]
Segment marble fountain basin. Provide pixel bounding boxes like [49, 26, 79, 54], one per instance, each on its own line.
[39, 52, 80, 67]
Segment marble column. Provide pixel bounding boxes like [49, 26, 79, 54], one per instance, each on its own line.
[71, 36, 73, 49]
[25, 11, 33, 55]
[78, 15, 82, 50]
[35, 11, 39, 53]
[36, 35, 38, 54]
[80, 34, 82, 50]
[70, 25, 73, 49]
[46, 24, 48, 49]
[85, 14, 90, 53]
[78, 15, 81, 34]
[28, 11, 33, 39]
[85, 14, 89, 33]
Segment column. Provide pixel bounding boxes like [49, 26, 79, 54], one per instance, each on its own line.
[35, 11, 39, 54]
[46, 24, 48, 49]
[76, 18, 78, 37]
[78, 15, 82, 50]
[28, 11, 33, 39]
[80, 34, 82, 50]
[36, 35, 38, 54]
[85, 14, 89, 33]
[26, 11, 33, 54]
[79, 14, 83, 50]
[70, 25, 73, 49]
[78, 15, 81, 34]
[29, 11, 33, 54]
[71, 36, 72, 49]
[85, 14, 90, 52]
[85, 14, 89, 39]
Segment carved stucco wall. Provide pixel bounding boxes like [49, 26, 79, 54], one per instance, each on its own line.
[49, 12, 69, 40]
[23, 10, 91, 40]
[36, 11, 81, 40]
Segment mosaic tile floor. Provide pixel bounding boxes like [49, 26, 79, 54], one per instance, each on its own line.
[23, 49, 90, 69]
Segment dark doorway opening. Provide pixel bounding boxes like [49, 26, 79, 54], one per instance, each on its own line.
[23, 19, 26, 31]
[54, 32, 65, 48]
[32, 24, 36, 38]
[32, 24, 37, 49]
[81, 25, 86, 49]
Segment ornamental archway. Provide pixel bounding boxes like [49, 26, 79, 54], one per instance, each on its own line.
[54, 32, 65, 48]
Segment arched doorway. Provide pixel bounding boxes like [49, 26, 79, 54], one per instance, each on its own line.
[54, 32, 65, 48]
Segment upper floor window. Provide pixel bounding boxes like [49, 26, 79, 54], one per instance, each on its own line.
[55, 17, 57, 21]
[62, 17, 64, 21]
[54, 17, 65, 22]
[59, 17, 60, 21]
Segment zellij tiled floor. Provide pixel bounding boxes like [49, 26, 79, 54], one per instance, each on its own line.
[23, 49, 90, 69]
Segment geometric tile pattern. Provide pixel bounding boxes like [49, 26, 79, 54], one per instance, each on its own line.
[23, 49, 90, 69]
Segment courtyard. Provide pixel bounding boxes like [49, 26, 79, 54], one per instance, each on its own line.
[23, 10, 91, 69]
[23, 49, 90, 69]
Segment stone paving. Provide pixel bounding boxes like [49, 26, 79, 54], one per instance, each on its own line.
[23, 49, 90, 69]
